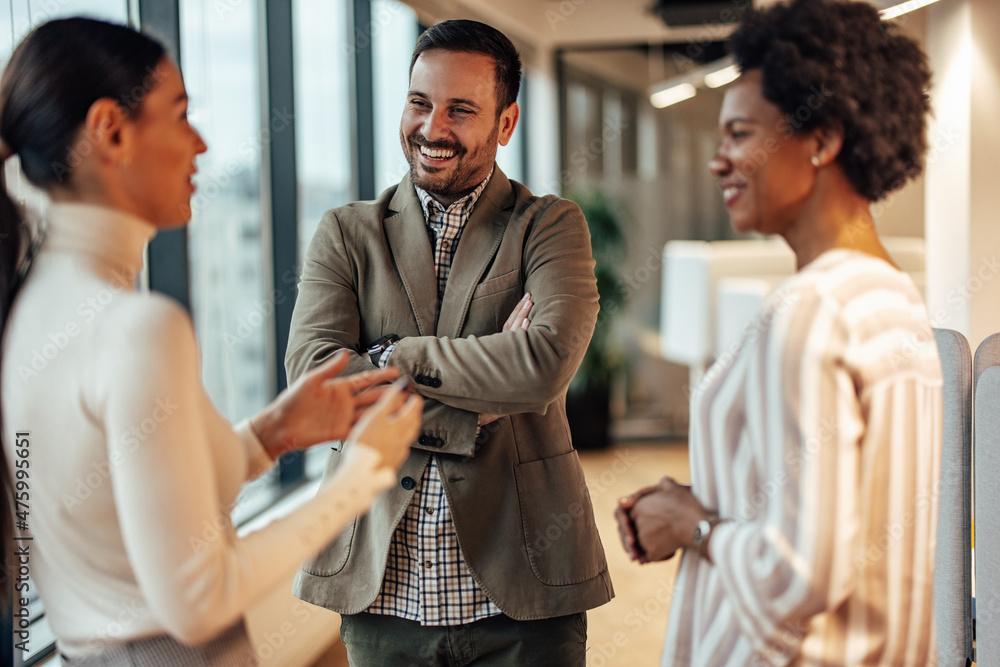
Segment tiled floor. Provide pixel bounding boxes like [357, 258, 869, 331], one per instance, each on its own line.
[580, 442, 690, 667]
[310, 441, 691, 667]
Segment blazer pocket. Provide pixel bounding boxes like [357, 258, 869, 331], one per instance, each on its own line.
[514, 450, 608, 586]
[471, 269, 520, 300]
[300, 516, 357, 577]
[300, 449, 357, 576]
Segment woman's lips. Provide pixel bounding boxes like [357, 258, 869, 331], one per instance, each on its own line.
[721, 183, 744, 207]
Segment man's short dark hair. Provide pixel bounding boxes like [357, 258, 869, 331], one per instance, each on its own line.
[409, 19, 522, 114]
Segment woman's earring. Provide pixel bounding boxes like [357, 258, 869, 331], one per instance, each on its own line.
[810, 155, 820, 167]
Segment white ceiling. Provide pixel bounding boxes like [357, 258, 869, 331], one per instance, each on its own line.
[404, 0, 738, 51]
[403, 0, 910, 52]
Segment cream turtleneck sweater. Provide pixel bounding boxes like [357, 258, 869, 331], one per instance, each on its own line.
[1, 203, 393, 657]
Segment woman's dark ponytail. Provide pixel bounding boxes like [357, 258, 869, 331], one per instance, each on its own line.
[0, 151, 26, 613]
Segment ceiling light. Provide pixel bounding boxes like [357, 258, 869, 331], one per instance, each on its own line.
[880, 0, 941, 20]
[704, 64, 739, 89]
[650, 83, 697, 109]
[647, 55, 733, 109]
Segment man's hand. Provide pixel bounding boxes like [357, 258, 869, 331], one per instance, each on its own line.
[616, 477, 711, 563]
[503, 292, 532, 331]
[479, 293, 534, 427]
[250, 350, 401, 459]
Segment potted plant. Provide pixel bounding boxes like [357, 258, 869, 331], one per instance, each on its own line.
[565, 189, 626, 450]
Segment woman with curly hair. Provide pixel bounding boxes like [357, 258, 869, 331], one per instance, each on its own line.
[616, 0, 941, 663]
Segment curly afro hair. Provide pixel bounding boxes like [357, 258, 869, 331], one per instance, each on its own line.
[729, 0, 931, 202]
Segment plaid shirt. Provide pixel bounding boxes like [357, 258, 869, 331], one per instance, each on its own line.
[367, 171, 502, 626]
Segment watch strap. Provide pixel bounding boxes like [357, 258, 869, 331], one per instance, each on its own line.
[368, 334, 400, 366]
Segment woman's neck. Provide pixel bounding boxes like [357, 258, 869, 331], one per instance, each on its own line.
[781, 172, 893, 270]
[48, 168, 151, 225]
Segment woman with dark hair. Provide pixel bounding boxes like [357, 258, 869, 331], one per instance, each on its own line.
[616, 0, 942, 663]
[0, 17, 422, 666]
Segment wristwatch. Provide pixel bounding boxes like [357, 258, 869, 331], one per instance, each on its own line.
[367, 334, 400, 367]
[692, 513, 723, 562]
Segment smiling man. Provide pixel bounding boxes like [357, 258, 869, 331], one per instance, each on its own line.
[285, 19, 613, 667]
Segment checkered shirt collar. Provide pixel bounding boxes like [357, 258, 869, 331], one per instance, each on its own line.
[413, 168, 493, 223]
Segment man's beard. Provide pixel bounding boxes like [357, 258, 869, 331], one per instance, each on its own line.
[402, 124, 499, 201]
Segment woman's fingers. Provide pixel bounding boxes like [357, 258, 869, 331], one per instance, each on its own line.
[350, 377, 416, 428]
[617, 483, 660, 510]
[354, 384, 392, 407]
[308, 349, 350, 382]
[393, 392, 424, 427]
[614, 506, 642, 561]
[372, 379, 408, 413]
[343, 366, 399, 393]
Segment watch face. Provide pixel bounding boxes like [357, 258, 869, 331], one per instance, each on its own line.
[693, 520, 710, 545]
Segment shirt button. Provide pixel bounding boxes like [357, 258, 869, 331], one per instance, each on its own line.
[442, 241, 450, 249]
[424, 560, 433, 569]
[425, 506, 435, 515]
[401, 476, 415, 490]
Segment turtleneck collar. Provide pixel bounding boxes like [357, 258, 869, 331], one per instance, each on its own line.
[43, 202, 158, 289]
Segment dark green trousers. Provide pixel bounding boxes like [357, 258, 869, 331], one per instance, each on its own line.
[339, 612, 587, 666]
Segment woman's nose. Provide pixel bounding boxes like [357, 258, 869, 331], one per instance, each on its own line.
[708, 152, 731, 178]
[194, 127, 208, 155]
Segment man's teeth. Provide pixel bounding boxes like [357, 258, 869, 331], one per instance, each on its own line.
[420, 146, 456, 159]
[723, 187, 740, 199]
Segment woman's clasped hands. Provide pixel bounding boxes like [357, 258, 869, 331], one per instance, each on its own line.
[615, 477, 711, 564]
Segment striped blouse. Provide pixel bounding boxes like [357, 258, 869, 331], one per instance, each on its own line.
[662, 249, 943, 666]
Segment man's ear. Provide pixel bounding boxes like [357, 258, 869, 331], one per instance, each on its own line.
[811, 123, 844, 168]
[80, 98, 129, 165]
[497, 102, 519, 147]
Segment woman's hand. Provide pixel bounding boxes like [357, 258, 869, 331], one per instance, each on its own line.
[345, 378, 423, 471]
[616, 477, 711, 563]
[250, 350, 403, 459]
[614, 483, 659, 562]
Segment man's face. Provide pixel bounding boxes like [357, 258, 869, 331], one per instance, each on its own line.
[400, 49, 518, 206]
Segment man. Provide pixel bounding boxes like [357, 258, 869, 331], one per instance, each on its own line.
[286, 19, 612, 666]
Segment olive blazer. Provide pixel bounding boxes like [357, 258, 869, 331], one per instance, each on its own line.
[286, 167, 613, 620]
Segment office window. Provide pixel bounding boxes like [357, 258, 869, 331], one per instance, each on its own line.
[181, 0, 270, 426]
[495, 78, 524, 183]
[0, 0, 129, 58]
[599, 89, 638, 180]
[294, 0, 352, 264]
[372, 0, 418, 195]
[565, 78, 604, 185]
[495, 115, 524, 183]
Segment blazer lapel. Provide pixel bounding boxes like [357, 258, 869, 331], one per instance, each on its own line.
[383, 175, 437, 337]
[437, 167, 516, 339]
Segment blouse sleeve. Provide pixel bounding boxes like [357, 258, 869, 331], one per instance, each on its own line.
[231, 420, 275, 481]
[701, 288, 863, 659]
[97, 296, 394, 645]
